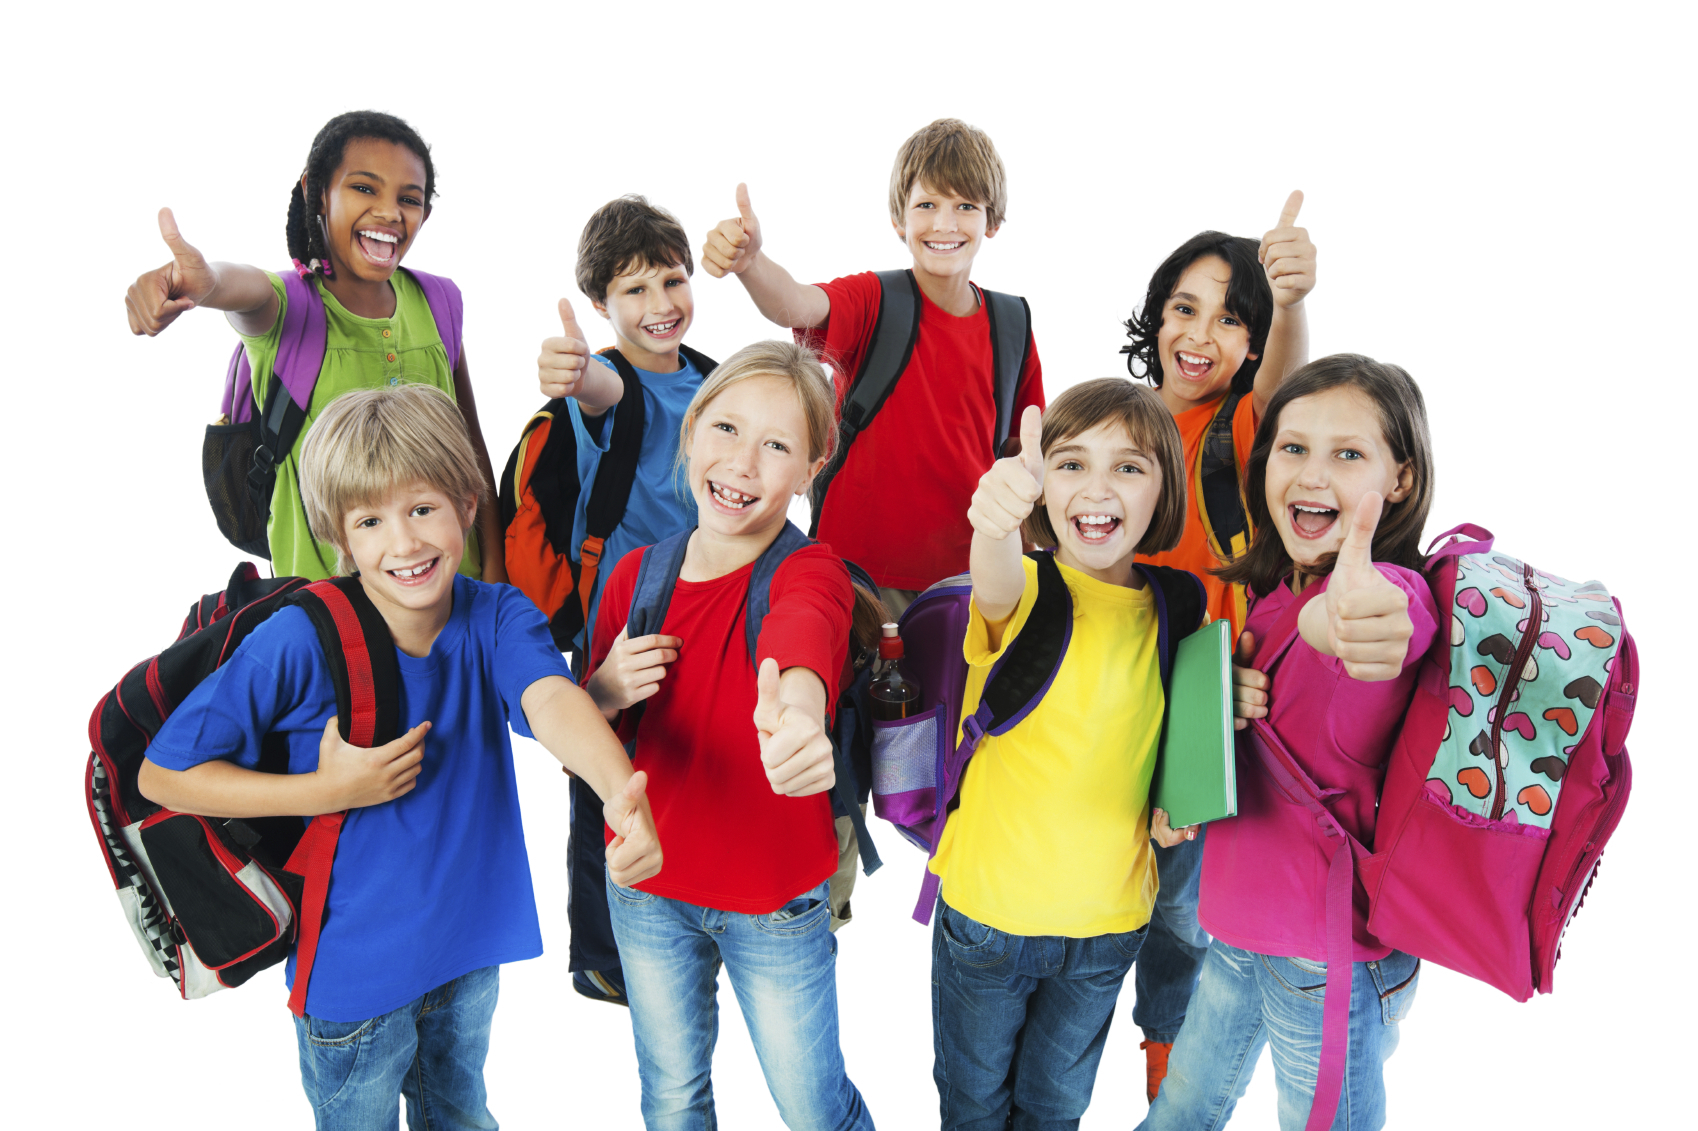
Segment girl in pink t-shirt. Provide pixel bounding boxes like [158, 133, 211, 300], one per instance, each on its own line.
[1142, 354, 1438, 1131]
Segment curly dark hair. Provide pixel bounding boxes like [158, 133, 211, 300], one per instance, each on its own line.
[1120, 231, 1273, 395]
[286, 111, 436, 275]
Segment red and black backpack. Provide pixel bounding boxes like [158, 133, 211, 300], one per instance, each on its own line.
[85, 562, 399, 1015]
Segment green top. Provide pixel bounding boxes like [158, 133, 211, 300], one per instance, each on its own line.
[239, 270, 481, 581]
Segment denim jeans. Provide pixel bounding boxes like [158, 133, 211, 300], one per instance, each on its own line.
[1138, 941, 1420, 1131]
[293, 965, 500, 1131]
[931, 898, 1148, 1131]
[1133, 828, 1213, 1043]
[606, 876, 874, 1131]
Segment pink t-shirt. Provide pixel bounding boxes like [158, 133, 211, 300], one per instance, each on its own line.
[1199, 564, 1439, 961]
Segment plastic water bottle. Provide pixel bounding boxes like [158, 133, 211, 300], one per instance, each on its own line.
[869, 623, 920, 721]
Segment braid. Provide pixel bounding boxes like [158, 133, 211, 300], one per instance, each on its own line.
[284, 110, 439, 278]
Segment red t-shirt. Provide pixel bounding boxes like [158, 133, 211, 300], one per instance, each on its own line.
[799, 271, 1045, 591]
[588, 542, 851, 913]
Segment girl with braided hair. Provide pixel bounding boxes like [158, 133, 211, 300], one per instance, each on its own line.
[125, 110, 507, 583]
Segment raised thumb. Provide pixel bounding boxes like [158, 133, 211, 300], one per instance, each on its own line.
[1018, 405, 1044, 483]
[736, 182, 755, 223]
[1338, 492, 1383, 576]
[558, 296, 581, 336]
[753, 656, 782, 734]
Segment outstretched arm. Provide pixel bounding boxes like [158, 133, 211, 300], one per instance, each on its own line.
[538, 297, 623, 415]
[1252, 191, 1316, 418]
[126, 207, 279, 339]
[967, 406, 1045, 646]
[752, 658, 836, 797]
[700, 184, 831, 329]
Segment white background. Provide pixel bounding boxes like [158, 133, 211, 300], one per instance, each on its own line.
[5, 2, 1691, 1127]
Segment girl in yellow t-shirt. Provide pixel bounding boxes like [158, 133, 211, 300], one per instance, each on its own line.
[929, 377, 1197, 1128]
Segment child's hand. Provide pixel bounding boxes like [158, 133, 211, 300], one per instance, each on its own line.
[752, 658, 835, 797]
[604, 770, 663, 887]
[1232, 630, 1269, 731]
[126, 208, 220, 336]
[314, 718, 430, 811]
[1151, 807, 1199, 848]
[538, 297, 594, 399]
[967, 405, 1045, 540]
[1317, 492, 1413, 681]
[586, 628, 683, 716]
[701, 183, 763, 278]
[1259, 191, 1315, 309]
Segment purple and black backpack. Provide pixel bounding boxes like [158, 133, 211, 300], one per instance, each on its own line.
[870, 550, 1206, 924]
[200, 267, 463, 558]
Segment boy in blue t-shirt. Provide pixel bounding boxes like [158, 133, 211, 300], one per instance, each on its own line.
[532, 195, 707, 1005]
[140, 384, 661, 1129]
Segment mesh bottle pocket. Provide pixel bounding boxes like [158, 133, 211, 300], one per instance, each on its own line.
[871, 705, 944, 842]
[202, 420, 271, 558]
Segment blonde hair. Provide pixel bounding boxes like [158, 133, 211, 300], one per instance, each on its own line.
[299, 384, 486, 575]
[679, 340, 838, 465]
[1021, 378, 1188, 556]
[889, 118, 1009, 231]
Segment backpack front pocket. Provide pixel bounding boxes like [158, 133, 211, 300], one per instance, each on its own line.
[202, 418, 272, 558]
[871, 705, 945, 847]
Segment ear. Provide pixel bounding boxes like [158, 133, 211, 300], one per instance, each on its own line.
[891, 217, 907, 245]
[1386, 462, 1415, 503]
[1247, 351, 1260, 361]
[984, 221, 1001, 239]
[796, 453, 830, 497]
[461, 493, 479, 530]
[591, 297, 611, 320]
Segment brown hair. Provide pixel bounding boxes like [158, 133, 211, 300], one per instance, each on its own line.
[575, 195, 693, 302]
[1215, 354, 1435, 595]
[888, 118, 1008, 231]
[300, 384, 486, 575]
[1021, 378, 1187, 555]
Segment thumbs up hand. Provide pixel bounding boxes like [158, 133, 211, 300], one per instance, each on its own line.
[753, 658, 835, 797]
[604, 770, 663, 887]
[1259, 190, 1316, 309]
[701, 183, 764, 278]
[538, 296, 595, 399]
[1305, 492, 1413, 681]
[1231, 630, 1269, 731]
[968, 405, 1046, 540]
[126, 208, 220, 336]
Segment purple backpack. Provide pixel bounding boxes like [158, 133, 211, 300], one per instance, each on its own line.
[1243, 524, 1635, 1131]
[201, 268, 464, 558]
[871, 551, 1205, 924]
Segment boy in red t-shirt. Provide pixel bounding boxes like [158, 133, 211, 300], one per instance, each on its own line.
[1122, 196, 1318, 1104]
[700, 118, 1044, 609]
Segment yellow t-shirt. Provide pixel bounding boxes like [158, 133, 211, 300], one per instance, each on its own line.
[929, 557, 1164, 937]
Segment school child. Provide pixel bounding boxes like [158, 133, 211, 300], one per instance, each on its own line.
[933, 377, 1194, 1129]
[1119, 198, 1317, 1102]
[1141, 354, 1438, 1131]
[701, 117, 1045, 926]
[529, 194, 713, 1006]
[136, 384, 661, 1130]
[584, 341, 875, 1131]
[124, 109, 507, 583]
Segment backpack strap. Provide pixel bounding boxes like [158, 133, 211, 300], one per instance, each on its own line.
[1196, 391, 1251, 563]
[1136, 564, 1209, 694]
[244, 273, 328, 539]
[626, 529, 693, 641]
[981, 288, 1032, 455]
[280, 576, 401, 1019]
[678, 344, 720, 375]
[576, 350, 651, 631]
[808, 269, 922, 536]
[403, 268, 465, 372]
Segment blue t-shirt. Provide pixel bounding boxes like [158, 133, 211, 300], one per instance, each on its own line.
[147, 575, 573, 1021]
[565, 351, 703, 653]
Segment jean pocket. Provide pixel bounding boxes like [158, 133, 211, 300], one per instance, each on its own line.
[1369, 952, 1421, 1024]
[939, 902, 1009, 968]
[302, 1013, 375, 1049]
[752, 883, 830, 936]
[1266, 953, 1329, 1000]
[607, 877, 656, 906]
[1107, 922, 1151, 960]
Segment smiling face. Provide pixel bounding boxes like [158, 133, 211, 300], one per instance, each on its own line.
[593, 260, 694, 371]
[1264, 386, 1414, 573]
[1040, 419, 1165, 585]
[687, 374, 826, 545]
[314, 137, 430, 284]
[343, 479, 472, 629]
[1154, 255, 1258, 414]
[892, 181, 997, 282]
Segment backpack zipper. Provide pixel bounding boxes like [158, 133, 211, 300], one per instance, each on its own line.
[1488, 564, 1543, 820]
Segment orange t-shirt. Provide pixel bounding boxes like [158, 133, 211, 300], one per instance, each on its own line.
[1136, 393, 1260, 638]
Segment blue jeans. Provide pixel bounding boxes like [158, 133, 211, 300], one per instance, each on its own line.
[293, 965, 500, 1131]
[606, 876, 874, 1131]
[1138, 942, 1421, 1131]
[932, 899, 1148, 1131]
[1133, 828, 1212, 1043]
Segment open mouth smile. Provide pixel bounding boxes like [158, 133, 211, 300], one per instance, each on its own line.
[1289, 503, 1339, 540]
[357, 228, 401, 266]
[923, 240, 965, 252]
[1071, 513, 1122, 543]
[1175, 350, 1216, 381]
[386, 557, 440, 585]
[708, 480, 759, 513]
[643, 318, 681, 339]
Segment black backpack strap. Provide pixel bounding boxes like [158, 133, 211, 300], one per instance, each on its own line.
[626, 529, 693, 641]
[1197, 391, 1250, 562]
[1135, 564, 1209, 695]
[975, 551, 1074, 737]
[808, 269, 922, 536]
[248, 378, 309, 530]
[981, 288, 1032, 456]
[677, 344, 720, 375]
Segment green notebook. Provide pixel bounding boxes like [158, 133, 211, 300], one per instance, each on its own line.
[1152, 618, 1237, 828]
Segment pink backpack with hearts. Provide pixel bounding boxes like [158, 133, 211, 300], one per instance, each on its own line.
[1245, 523, 1635, 1131]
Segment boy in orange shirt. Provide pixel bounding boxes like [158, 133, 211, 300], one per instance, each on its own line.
[1125, 194, 1317, 1103]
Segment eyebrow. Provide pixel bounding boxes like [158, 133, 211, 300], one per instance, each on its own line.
[1049, 443, 1152, 460]
[347, 170, 426, 193]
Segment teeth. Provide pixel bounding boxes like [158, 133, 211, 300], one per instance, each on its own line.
[924, 241, 963, 250]
[1293, 505, 1335, 514]
[392, 562, 432, 577]
[1077, 515, 1117, 525]
[712, 482, 755, 505]
[1178, 351, 1211, 366]
[646, 320, 678, 333]
[360, 230, 398, 243]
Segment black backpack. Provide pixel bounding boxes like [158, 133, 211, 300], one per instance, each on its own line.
[498, 345, 719, 651]
[86, 563, 399, 1014]
[808, 269, 1032, 536]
